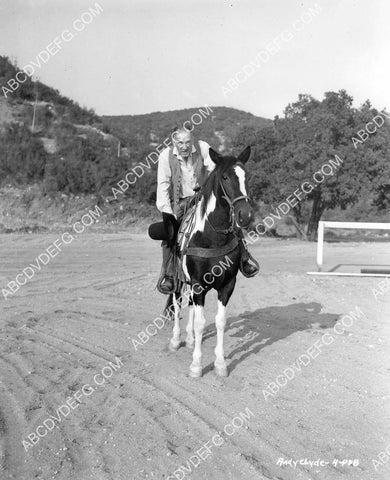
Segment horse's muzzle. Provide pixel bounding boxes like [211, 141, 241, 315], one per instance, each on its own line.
[236, 207, 252, 228]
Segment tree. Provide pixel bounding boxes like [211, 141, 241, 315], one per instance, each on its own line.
[233, 90, 390, 240]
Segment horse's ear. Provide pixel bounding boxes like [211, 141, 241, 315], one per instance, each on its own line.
[237, 146, 251, 164]
[209, 148, 223, 165]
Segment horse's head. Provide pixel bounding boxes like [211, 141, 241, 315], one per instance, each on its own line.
[209, 146, 253, 229]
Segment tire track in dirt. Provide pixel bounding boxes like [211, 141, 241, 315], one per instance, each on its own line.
[0, 323, 119, 480]
[4, 321, 176, 479]
[6, 298, 371, 479]
[146, 374, 313, 480]
[2, 235, 388, 479]
[22, 318, 312, 479]
[0, 353, 77, 480]
[0, 376, 29, 479]
[13, 320, 266, 478]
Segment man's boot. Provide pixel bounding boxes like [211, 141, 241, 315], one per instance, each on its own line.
[238, 232, 259, 278]
[158, 241, 175, 294]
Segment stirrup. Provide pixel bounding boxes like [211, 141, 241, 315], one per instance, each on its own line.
[157, 276, 175, 295]
[240, 256, 260, 278]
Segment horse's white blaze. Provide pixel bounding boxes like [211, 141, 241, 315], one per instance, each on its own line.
[234, 166, 247, 197]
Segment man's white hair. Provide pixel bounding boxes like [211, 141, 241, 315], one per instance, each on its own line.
[171, 126, 193, 142]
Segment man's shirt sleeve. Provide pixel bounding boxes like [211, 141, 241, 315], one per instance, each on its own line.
[156, 148, 174, 215]
[199, 140, 215, 173]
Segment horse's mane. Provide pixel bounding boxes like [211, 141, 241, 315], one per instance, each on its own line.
[200, 157, 238, 216]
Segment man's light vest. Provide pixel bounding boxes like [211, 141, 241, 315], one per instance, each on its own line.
[168, 141, 208, 216]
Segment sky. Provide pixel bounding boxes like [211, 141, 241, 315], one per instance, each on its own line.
[0, 0, 389, 119]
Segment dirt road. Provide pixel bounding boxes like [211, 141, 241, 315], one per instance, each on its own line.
[0, 233, 389, 480]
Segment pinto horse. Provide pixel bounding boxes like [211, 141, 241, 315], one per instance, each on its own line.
[167, 146, 253, 377]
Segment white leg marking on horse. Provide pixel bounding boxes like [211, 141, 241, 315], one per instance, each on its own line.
[185, 305, 195, 349]
[234, 166, 248, 197]
[169, 294, 181, 352]
[190, 305, 206, 377]
[214, 300, 228, 376]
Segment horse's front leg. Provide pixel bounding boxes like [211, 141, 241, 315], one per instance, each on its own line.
[169, 293, 181, 351]
[214, 278, 236, 377]
[214, 299, 227, 376]
[185, 304, 195, 350]
[190, 295, 206, 377]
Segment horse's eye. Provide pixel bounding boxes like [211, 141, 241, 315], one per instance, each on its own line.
[222, 174, 228, 181]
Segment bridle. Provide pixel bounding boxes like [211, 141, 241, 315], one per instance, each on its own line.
[206, 176, 251, 235]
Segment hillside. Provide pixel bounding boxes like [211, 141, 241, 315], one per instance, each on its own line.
[103, 106, 271, 153]
[0, 56, 273, 233]
[1, 56, 389, 238]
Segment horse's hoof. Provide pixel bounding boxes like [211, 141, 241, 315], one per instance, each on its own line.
[215, 365, 228, 377]
[185, 341, 195, 351]
[169, 341, 180, 352]
[189, 366, 202, 378]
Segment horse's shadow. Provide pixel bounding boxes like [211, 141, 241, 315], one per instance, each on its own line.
[201, 302, 339, 376]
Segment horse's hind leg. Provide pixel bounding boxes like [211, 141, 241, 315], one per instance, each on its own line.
[190, 293, 206, 377]
[169, 292, 181, 352]
[214, 278, 236, 377]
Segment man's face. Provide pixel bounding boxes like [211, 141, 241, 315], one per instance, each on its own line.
[173, 131, 193, 159]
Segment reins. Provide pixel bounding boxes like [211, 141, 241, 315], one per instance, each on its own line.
[206, 179, 250, 235]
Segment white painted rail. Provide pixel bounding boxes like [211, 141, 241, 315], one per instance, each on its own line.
[307, 221, 390, 277]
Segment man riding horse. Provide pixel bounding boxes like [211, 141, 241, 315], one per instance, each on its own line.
[155, 127, 259, 294]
